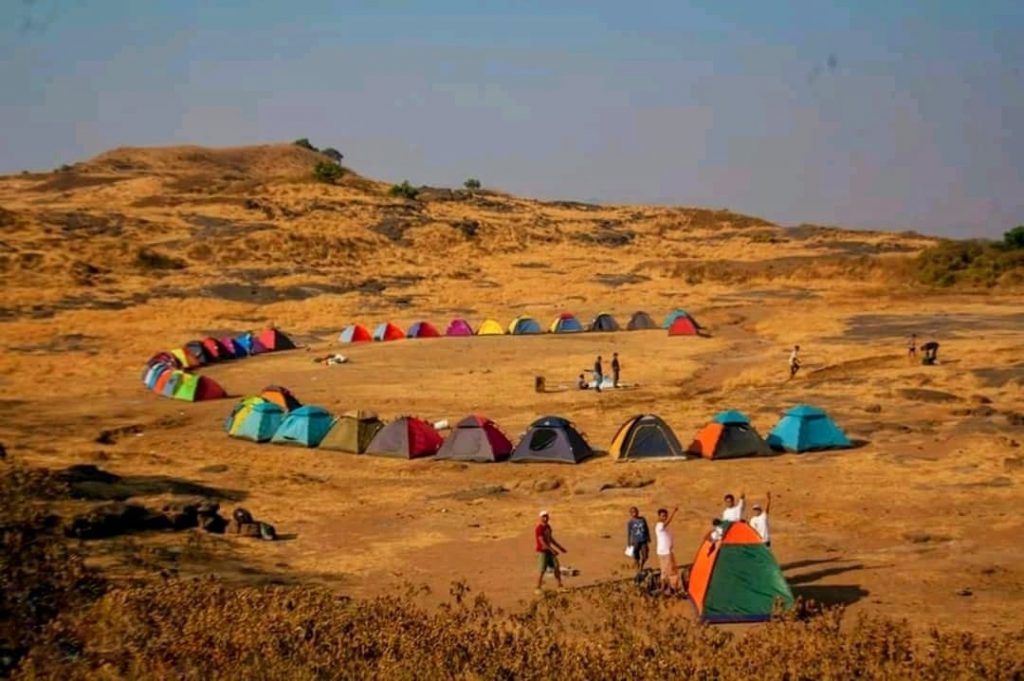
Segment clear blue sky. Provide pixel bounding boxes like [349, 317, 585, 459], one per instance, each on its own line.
[2, 1, 1022, 237]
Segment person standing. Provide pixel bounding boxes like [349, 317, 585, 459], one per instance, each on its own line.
[907, 333, 918, 362]
[611, 352, 621, 388]
[534, 510, 567, 593]
[722, 492, 745, 522]
[750, 492, 772, 547]
[787, 345, 801, 381]
[626, 506, 650, 572]
[593, 355, 604, 393]
[655, 506, 680, 594]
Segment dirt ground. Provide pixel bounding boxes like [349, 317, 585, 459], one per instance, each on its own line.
[1, 144, 1022, 636]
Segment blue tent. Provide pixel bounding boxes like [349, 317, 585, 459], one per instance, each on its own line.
[509, 317, 542, 335]
[712, 410, 751, 425]
[271, 406, 334, 447]
[234, 333, 254, 355]
[550, 314, 584, 333]
[232, 402, 285, 442]
[143, 363, 171, 389]
[662, 309, 690, 329]
[767, 405, 851, 452]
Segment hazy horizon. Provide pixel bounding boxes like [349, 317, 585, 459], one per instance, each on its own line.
[1, 1, 1021, 237]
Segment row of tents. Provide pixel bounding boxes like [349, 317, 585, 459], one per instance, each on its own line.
[339, 309, 703, 343]
[224, 390, 851, 462]
[141, 328, 296, 402]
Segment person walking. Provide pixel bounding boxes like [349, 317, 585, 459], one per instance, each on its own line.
[787, 345, 801, 381]
[534, 510, 567, 593]
[593, 355, 604, 393]
[655, 506, 681, 594]
[749, 492, 772, 547]
[626, 506, 650, 572]
[611, 352, 621, 388]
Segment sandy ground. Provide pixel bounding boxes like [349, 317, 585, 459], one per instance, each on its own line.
[0, 144, 1022, 635]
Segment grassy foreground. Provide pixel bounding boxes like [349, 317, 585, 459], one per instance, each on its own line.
[4, 465, 1024, 680]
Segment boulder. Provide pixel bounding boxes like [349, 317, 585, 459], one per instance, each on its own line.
[532, 478, 562, 492]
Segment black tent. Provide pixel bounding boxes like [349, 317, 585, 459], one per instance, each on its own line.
[626, 311, 658, 331]
[612, 414, 686, 460]
[589, 313, 620, 332]
[510, 416, 594, 464]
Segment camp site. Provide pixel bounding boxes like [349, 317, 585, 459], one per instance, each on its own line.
[2, 4, 1024, 678]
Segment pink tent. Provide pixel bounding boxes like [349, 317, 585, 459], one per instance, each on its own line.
[446, 319, 474, 336]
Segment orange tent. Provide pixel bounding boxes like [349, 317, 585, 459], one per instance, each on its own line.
[260, 385, 302, 412]
[688, 411, 771, 460]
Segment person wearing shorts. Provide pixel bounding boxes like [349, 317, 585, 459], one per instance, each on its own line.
[655, 506, 680, 594]
[626, 506, 650, 572]
[535, 510, 566, 592]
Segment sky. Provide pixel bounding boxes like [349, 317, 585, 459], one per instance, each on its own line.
[1, 1, 1022, 237]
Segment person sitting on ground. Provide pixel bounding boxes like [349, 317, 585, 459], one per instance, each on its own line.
[577, 373, 589, 390]
[655, 506, 681, 595]
[722, 492, 745, 522]
[749, 491, 771, 547]
[593, 355, 604, 393]
[611, 352, 621, 388]
[626, 506, 651, 573]
[787, 345, 801, 381]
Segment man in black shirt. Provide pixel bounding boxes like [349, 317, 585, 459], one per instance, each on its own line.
[611, 352, 621, 388]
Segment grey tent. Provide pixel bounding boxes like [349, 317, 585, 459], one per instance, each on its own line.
[627, 311, 658, 330]
[611, 414, 687, 460]
[435, 415, 513, 463]
[365, 416, 444, 459]
[588, 313, 620, 332]
[510, 416, 594, 464]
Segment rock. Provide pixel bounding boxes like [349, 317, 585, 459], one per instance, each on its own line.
[864, 404, 882, 414]
[957, 588, 973, 597]
[94, 424, 143, 445]
[575, 474, 656, 494]
[897, 389, 960, 403]
[65, 502, 170, 539]
[971, 395, 993, 405]
[903, 531, 933, 544]
[1005, 412, 1024, 427]
[532, 478, 562, 492]
[1004, 458, 1024, 473]
[445, 485, 508, 501]
[199, 464, 229, 474]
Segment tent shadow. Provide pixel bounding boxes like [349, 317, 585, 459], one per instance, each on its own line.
[848, 438, 871, 450]
[274, 533, 299, 542]
[787, 563, 866, 585]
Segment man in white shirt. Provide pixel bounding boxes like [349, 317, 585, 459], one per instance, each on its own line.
[750, 491, 772, 547]
[655, 506, 680, 594]
[721, 492, 745, 522]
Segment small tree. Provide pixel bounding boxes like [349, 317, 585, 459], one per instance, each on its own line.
[389, 180, 419, 200]
[321, 147, 343, 164]
[294, 138, 318, 152]
[1004, 225, 1024, 250]
[314, 161, 344, 184]
[463, 178, 481, 191]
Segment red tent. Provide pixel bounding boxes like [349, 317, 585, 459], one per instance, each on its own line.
[407, 321, 441, 338]
[365, 417, 444, 459]
[257, 327, 297, 352]
[201, 337, 229, 361]
[194, 376, 228, 401]
[373, 322, 405, 342]
[668, 315, 700, 336]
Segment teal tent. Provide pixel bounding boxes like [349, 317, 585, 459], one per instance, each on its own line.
[232, 402, 285, 442]
[767, 405, 851, 452]
[271, 406, 334, 447]
[662, 309, 690, 329]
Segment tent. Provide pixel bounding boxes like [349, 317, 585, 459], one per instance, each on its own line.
[688, 410, 772, 460]
[589, 313, 620, 332]
[407, 321, 441, 339]
[219, 336, 244, 358]
[373, 322, 405, 342]
[184, 340, 213, 365]
[446, 319, 474, 336]
[145, 351, 180, 370]
[260, 385, 302, 412]
[549, 313, 584, 334]
[668, 314, 700, 336]
[230, 401, 285, 442]
[224, 396, 268, 432]
[172, 373, 227, 402]
[508, 317, 542, 335]
[610, 414, 686, 460]
[339, 324, 372, 344]
[662, 309, 691, 329]
[271, 406, 334, 448]
[143, 363, 173, 389]
[688, 520, 794, 623]
[170, 348, 201, 370]
[157, 370, 184, 397]
[201, 337, 230, 362]
[510, 416, 594, 464]
[477, 319, 505, 336]
[365, 416, 444, 459]
[436, 415, 514, 463]
[257, 327, 296, 352]
[766, 405, 851, 453]
[627, 311, 658, 331]
[320, 410, 385, 453]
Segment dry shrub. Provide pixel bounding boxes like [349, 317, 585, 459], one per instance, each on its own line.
[15, 577, 1024, 680]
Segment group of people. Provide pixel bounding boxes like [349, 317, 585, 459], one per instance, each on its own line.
[533, 492, 773, 595]
[577, 352, 621, 392]
[786, 333, 941, 381]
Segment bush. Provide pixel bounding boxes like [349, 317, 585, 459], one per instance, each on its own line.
[293, 138, 318, 152]
[1005, 225, 1024, 250]
[463, 178, 481, 191]
[313, 161, 344, 184]
[389, 180, 419, 200]
[321, 147, 343, 164]
[914, 239, 1024, 287]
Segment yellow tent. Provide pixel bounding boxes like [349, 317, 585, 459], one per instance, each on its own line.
[477, 319, 505, 335]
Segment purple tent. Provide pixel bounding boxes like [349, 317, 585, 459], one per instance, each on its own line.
[446, 319, 474, 336]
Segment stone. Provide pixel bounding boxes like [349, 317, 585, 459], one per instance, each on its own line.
[532, 478, 562, 492]
[864, 404, 882, 414]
